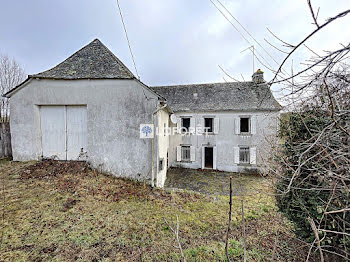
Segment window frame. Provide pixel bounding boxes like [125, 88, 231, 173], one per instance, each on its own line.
[239, 116, 251, 134]
[204, 117, 214, 134]
[181, 117, 191, 134]
[181, 145, 191, 162]
[239, 146, 250, 164]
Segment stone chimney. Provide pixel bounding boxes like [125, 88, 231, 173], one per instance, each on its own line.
[252, 69, 264, 84]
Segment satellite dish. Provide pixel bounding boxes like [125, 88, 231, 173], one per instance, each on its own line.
[170, 114, 177, 124]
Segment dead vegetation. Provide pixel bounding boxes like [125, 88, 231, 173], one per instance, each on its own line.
[0, 160, 316, 261]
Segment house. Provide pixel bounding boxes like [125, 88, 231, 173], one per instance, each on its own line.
[151, 77, 281, 173]
[5, 39, 281, 187]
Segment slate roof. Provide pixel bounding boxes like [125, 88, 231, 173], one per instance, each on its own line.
[151, 82, 282, 112]
[32, 39, 135, 79]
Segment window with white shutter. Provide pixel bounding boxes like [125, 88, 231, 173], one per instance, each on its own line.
[190, 118, 195, 134]
[176, 118, 181, 134]
[204, 118, 214, 133]
[240, 118, 250, 133]
[233, 147, 240, 164]
[214, 118, 219, 134]
[190, 146, 196, 161]
[239, 147, 250, 164]
[200, 118, 205, 134]
[250, 147, 257, 165]
[176, 146, 181, 161]
[181, 118, 190, 133]
[251, 116, 256, 135]
[234, 118, 240, 135]
[181, 146, 191, 161]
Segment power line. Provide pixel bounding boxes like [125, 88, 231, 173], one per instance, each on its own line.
[215, 0, 284, 68]
[209, 0, 276, 75]
[116, 0, 140, 79]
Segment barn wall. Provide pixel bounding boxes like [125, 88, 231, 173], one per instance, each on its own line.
[9, 79, 159, 182]
[168, 111, 280, 173]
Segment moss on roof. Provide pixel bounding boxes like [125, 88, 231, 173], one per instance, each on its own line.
[32, 39, 135, 80]
[151, 82, 282, 112]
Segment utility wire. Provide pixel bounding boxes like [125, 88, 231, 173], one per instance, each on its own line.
[209, 0, 276, 74]
[215, 0, 284, 68]
[116, 0, 140, 79]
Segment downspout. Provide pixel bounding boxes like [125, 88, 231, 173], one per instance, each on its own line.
[151, 102, 168, 187]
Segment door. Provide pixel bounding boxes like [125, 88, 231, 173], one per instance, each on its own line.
[40, 106, 66, 160]
[205, 147, 213, 168]
[40, 105, 87, 160]
[66, 106, 87, 160]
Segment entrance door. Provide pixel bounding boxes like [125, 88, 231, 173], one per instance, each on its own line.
[40, 106, 66, 160]
[205, 147, 213, 168]
[40, 105, 87, 160]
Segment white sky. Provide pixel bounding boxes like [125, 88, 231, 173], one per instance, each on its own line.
[1, 0, 349, 92]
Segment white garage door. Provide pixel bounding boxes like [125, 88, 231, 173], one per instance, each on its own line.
[66, 106, 87, 160]
[40, 105, 87, 160]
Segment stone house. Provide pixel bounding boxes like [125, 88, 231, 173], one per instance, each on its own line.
[152, 78, 281, 173]
[5, 39, 281, 187]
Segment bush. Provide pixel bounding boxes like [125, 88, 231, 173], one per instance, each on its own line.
[276, 110, 350, 256]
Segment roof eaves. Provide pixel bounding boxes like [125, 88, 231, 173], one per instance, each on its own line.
[136, 79, 167, 101]
[3, 77, 32, 98]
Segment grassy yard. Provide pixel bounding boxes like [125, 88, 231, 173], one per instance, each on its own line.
[0, 160, 314, 261]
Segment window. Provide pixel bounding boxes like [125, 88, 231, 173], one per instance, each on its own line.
[204, 118, 213, 133]
[181, 146, 191, 161]
[239, 147, 250, 164]
[240, 117, 250, 133]
[159, 158, 164, 171]
[181, 118, 190, 133]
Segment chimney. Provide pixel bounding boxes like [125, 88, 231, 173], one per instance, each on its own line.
[252, 69, 264, 84]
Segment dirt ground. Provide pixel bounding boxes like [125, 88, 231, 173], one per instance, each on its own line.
[165, 168, 264, 196]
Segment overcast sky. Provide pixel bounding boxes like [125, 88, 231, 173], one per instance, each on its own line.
[1, 0, 349, 90]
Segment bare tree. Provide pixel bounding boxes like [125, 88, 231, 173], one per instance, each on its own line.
[267, 2, 350, 260]
[0, 55, 26, 122]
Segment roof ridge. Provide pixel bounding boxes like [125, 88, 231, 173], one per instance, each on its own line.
[94, 39, 135, 79]
[31, 38, 135, 80]
[152, 81, 255, 88]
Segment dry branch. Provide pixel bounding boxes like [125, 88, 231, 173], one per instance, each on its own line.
[164, 215, 186, 262]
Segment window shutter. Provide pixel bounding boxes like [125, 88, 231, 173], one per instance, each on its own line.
[177, 146, 181, 161]
[251, 116, 256, 135]
[201, 147, 205, 169]
[214, 118, 220, 134]
[250, 147, 257, 165]
[200, 118, 205, 134]
[190, 117, 195, 134]
[234, 147, 239, 164]
[213, 146, 217, 169]
[176, 118, 181, 134]
[234, 118, 240, 134]
[190, 146, 195, 161]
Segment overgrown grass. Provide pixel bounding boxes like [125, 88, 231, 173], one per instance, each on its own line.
[0, 160, 314, 261]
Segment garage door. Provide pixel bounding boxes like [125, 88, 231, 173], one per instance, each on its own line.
[40, 105, 87, 160]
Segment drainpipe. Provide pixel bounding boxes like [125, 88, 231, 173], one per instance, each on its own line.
[151, 102, 168, 187]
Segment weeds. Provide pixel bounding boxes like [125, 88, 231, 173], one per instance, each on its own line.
[0, 160, 315, 261]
